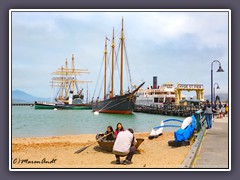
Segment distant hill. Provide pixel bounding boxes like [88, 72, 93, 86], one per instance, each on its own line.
[189, 93, 228, 102]
[12, 90, 51, 103]
[204, 93, 228, 102]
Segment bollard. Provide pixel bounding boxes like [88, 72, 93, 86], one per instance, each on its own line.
[194, 110, 203, 132]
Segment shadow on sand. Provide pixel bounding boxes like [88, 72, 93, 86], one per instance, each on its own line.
[93, 145, 142, 154]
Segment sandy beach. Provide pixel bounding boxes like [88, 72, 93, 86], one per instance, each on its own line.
[12, 132, 192, 169]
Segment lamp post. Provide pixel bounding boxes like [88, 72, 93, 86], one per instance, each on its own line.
[211, 60, 224, 109]
[213, 83, 220, 103]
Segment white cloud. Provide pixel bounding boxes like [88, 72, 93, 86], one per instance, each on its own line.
[11, 11, 229, 98]
[124, 12, 228, 49]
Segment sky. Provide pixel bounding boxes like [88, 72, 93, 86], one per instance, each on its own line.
[11, 10, 229, 99]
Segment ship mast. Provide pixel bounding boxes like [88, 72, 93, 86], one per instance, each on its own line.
[71, 54, 75, 94]
[65, 58, 69, 98]
[61, 65, 64, 99]
[104, 37, 108, 99]
[111, 28, 115, 97]
[120, 17, 124, 96]
[51, 55, 91, 102]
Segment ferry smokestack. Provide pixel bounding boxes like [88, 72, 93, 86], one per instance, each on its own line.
[153, 76, 157, 89]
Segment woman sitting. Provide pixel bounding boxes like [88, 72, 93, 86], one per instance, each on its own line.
[114, 123, 124, 138]
[104, 126, 115, 141]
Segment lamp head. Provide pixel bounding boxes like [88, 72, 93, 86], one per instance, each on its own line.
[217, 66, 224, 72]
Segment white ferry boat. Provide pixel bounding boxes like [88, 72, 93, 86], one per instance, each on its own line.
[136, 77, 186, 107]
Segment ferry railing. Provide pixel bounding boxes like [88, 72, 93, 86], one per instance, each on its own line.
[134, 104, 203, 117]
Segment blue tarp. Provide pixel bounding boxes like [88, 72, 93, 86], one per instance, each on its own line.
[174, 115, 197, 142]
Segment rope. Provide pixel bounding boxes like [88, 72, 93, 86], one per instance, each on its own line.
[98, 75, 104, 99]
[55, 83, 63, 99]
[100, 99, 129, 111]
[98, 100, 112, 112]
[68, 81, 72, 92]
[115, 21, 122, 38]
[124, 41, 133, 91]
[93, 54, 104, 99]
[124, 27, 144, 87]
[115, 41, 121, 80]
[107, 49, 112, 95]
[75, 81, 79, 93]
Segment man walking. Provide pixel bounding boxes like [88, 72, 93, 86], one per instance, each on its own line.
[113, 128, 137, 165]
[203, 100, 213, 129]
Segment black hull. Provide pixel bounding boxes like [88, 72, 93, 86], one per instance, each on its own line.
[92, 93, 136, 114]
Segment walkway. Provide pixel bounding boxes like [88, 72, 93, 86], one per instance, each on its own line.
[193, 116, 229, 168]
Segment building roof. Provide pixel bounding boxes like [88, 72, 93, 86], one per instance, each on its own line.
[180, 99, 202, 103]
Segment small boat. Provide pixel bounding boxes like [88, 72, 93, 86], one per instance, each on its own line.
[95, 133, 144, 152]
[148, 118, 183, 139]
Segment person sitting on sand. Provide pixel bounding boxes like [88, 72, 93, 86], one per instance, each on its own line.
[104, 126, 115, 141]
[113, 128, 137, 165]
[114, 123, 124, 138]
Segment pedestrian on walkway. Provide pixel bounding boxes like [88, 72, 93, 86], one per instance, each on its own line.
[225, 104, 228, 117]
[202, 100, 213, 129]
[221, 105, 226, 117]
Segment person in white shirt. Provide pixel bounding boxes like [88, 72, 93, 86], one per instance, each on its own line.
[112, 128, 137, 165]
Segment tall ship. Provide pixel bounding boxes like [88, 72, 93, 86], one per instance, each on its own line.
[92, 18, 144, 114]
[34, 54, 92, 110]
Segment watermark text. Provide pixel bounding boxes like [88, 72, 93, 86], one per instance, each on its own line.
[12, 158, 57, 165]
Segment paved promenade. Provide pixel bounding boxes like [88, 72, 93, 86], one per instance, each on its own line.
[193, 116, 229, 168]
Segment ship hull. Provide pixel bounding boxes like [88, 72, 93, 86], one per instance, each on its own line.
[92, 93, 136, 114]
[34, 102, 92, 110]
[34, 102, 55, 109]
[55, 104, 92, 110]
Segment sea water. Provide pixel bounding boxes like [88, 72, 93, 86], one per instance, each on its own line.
[12, 106, 185, 138]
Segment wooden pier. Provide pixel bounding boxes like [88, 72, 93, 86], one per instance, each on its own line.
[134, 104, 202, 117]
[12, 103, 34, 106]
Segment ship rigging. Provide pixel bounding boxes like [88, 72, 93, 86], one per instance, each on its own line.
[92, 18, 144, 114]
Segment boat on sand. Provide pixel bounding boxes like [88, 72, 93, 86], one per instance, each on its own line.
[95, 133, 144, 152]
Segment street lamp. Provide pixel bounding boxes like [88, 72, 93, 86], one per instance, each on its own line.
[211, 60, 224, 109]
[213, 83, 220, 102]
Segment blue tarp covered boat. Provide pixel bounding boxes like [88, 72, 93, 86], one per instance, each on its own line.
[174, 115, 197, 142]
